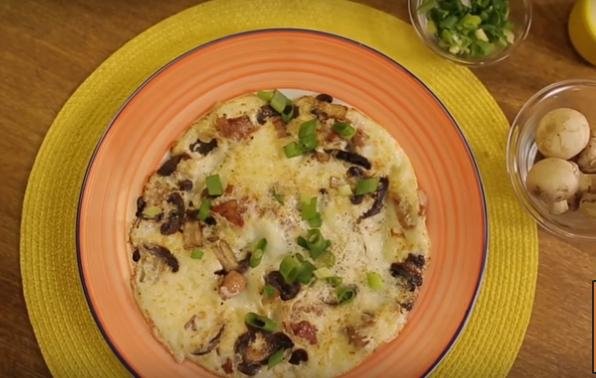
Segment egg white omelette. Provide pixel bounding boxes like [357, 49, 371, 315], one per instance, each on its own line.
[129, 90, 430, 377]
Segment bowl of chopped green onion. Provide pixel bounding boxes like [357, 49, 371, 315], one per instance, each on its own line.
[409, 0, 532, 66]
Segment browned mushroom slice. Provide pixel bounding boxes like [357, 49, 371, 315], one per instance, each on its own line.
[265, 271, 300, 301]
[143, 244, 179, 273]
[213, 240, 239, 272]
[325, 149, 371, 170]
[359, 177, 389, 221]
[220, 270, 247, 299]
[182, 220, 202, 249]
[192, 326, 225, 356]
[157, 153, 190, 176]
[189, 138, 218, 155]
[318, 101, 347, 119]
[288, 349, 308, 365]
[390, 253, 425, 291]
[234, 331, 294, 376]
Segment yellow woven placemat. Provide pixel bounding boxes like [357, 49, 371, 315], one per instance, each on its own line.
[20, 0, 538, 376]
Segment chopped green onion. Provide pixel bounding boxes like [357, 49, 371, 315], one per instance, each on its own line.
[419, 0, 513, 59]
[366, 272, 384, 290]
[297, 229, 331, 259]
[257, 90, 274, 102]
[244, 312, 278, 332]
[283, 142, 304, 158]
[190, 249, 204, 260]
[296, 259, 316, 285]
[332, 122, 356, 140]
[198, 198, 211, 221]
[279, 255, 302, 284]
[336, 285, 358, 304]
[314, 267, 333, 279]
[263, 284, 277, 298]
[354, 177, 380, 196]
[267, 349, 284, 368]
[249, 238, 267, 268]
[279, 254, 315, 285]
[142, 206, 162, 218]
[298, 119, 318, 151]
[205, 175, 223, 196]
[270, 90, 291, 113]
[299, 197, 322, 228]
[325, 276, 343, 287]
[281, 104, 295, 123]
[317, 251, 336, 268]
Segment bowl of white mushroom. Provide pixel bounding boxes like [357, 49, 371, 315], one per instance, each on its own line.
[507, 79, 596, 240]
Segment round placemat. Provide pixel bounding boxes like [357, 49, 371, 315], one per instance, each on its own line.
[20, 0, 538, 376]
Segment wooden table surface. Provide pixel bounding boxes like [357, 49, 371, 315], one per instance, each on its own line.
[1, 0, 595, 376]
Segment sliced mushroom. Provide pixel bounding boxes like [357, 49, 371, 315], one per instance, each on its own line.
[213, 240, 239, 272]
[288, 349, 308, 365]
[390, 253, 425, 291]
[220, 270, 247, 299]
[182, 220, 202, 249]
[192, 326, 225, 356]
[325, 149, 371, 170]
[189, 138, 218, 155]
[318, 101, 347, 120]
[157, 153, 189, 176]
[143, 244, 179, 273]
[265, 271, 300, 301]
[234, 330, 294, 376]
[359, 177, 389, 221]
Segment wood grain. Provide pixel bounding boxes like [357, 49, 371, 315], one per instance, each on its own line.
[0, 0, 594, 376]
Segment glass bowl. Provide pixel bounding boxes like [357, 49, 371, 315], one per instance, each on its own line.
[408, 0, 532, 67]
[507, 79, 596, 240]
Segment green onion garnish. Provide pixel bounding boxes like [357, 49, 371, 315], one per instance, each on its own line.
[281, 104, 294, 123]
[296, 259, 316, 285]
[190, 249, 204, 260]
[279, 254, 315, 285]
[325, 276, 343, 287]
[205, 174, 223, 196]
[299, 197, 322, 228]
[263, 284, 277, 298]
[142, 206, 162, 218]
[336, 285, 358, 304]
[332, 122, 356, 140]
[418, 0, 515, 59]
[198, 198, 211, 221]
[279, 255, 302, 284]
[366, 272, 384, 290]
[249, 238, 268, 268]
[317, 251, 336, 268]
[354, 177, 380, 196]
[257, 90, 274, 102]
[296, 229, 331, 259]
[244, 312, 278, 333]
[298, 119, 318, 152]
[267, 349, 284, 368]
[270, 90, 291, 114]
[283, 142, 304, 158]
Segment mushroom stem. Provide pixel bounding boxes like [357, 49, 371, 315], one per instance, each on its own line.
[579, 172, 596, 193]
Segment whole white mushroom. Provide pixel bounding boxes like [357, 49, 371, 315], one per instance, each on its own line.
[526, 158, 595, 215]
[535, 108, 590, 159]
[577, 137, 596, 173]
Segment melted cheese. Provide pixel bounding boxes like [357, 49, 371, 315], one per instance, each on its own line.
[130, 94, 430, 377]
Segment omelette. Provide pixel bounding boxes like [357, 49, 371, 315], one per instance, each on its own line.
[129, 90, 430, 377]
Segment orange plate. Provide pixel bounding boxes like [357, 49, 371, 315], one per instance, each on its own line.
[78, 30, 487, 377]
